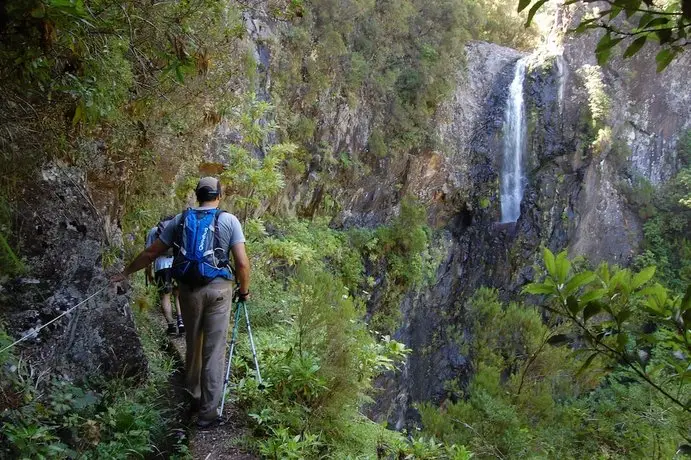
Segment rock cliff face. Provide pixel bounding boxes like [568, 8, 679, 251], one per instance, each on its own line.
[1, 163, 146, 382]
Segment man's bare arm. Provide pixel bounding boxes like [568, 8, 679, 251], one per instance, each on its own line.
[112, 239, 170, 282]
[230, 242, 250, 295]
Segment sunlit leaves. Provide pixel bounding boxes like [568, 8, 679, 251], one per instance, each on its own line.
[595, 32, 624, 66]
[632, 266, 656, 289]
[655, 48, 679, 72]
[564, 272, 597, 296]
[517, 0, 690, 70]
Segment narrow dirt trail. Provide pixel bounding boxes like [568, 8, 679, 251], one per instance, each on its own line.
[154, 313, 258, 459]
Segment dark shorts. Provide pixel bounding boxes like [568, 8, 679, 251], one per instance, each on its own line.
[154, 269, 174, 295]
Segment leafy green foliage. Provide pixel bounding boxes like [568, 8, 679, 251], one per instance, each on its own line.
[351, 198, 436, 333]
[231, 263, 411, 458]
[219, 95, 299, 222]
[624, 139, 691, 293]
[417, 286, 687, 458]
[0, 301, 186, 459]
[524, 248, 691, 414]
[1, 0, 232, 123]
[519, 0, 691, 71]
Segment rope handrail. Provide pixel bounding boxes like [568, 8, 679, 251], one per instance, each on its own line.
[0, 286, 107, 355]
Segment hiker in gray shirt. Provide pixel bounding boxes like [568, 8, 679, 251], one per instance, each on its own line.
[112, 177, 250, 429]
[145, 217, 184, 335]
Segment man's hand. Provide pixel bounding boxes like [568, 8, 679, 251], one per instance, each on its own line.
[233, 289, 250, 303]
[110, 272, 128, 284]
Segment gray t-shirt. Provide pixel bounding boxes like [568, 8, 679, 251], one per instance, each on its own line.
[146, 227, 174, 272]
[158, 207, 246, 258]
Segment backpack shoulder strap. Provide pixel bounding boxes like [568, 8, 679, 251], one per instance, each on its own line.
[173, 209, 190, 252]
[213, 209, 230, 268]
[155, 220, 165, 239]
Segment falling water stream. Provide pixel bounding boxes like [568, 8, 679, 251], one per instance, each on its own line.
[500, 58, 528, 223]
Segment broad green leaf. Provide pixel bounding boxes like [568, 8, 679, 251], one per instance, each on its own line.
[656, 28, 673, 44]
[555, 250, 571, 284]
[576, 352, 599, 376]
[573, 17, 599, 34]
[641, 283, 668, 311]
[640, 17, 670, 29]
[595, 32, 613, 52]
[596, 47, 615, 67]
[564, 271, 597, 296]
[543, 248, 556, 279]
[580, 288, 607, 304]
[583, 301, 603, 322]
[656, 48, 676, 72]
[616, 308, 632, 324]
[616, 332, 629, 351]
[595, 33, 624, 65]
[638, 13, 652, 28]
[567, 295, 581, 315]
[631, 266, 656, 289]
[609, 268, 631, 290]
[522, 282, 557, 295]
[517, 0, 532, 13]
[623, 36, 647, 59]
[607, 6, 622, 20]
[525, 0, 548, 27]
[623, 0, 642, 18]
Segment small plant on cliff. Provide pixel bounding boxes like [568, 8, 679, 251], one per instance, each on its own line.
[219, 94, 299, 222]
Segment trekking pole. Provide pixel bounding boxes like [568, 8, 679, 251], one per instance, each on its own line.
[220, 304, 242, 415]
[242, 301, 263, 385]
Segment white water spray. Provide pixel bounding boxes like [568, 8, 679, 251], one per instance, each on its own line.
[500, 58, 528, 223]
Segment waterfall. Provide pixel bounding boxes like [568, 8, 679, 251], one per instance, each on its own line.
[500, 58, 528, 223]
[555, 54, 567, 115]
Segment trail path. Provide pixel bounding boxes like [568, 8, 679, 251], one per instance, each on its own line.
[154, 314, 257, 459]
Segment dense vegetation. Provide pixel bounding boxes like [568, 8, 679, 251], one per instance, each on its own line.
[0, 0, 690, 459]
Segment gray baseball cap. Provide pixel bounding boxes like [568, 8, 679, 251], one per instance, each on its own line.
[195, 177, 221, 196]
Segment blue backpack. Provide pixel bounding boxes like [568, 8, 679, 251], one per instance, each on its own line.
[171, 208, 233, 286]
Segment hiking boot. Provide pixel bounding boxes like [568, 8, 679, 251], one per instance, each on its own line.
[177, 316, 185, 334]
[196, 416, 223, 430]
[166, 323, 177, 335]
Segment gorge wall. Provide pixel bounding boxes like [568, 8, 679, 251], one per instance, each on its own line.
[262, 19, 690, 427]
[194, 3, 691, 428]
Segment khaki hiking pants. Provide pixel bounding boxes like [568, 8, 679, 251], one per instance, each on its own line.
[178, 280, 234, 422]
